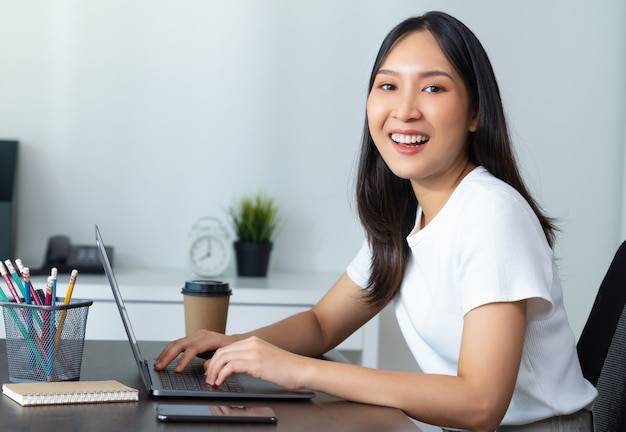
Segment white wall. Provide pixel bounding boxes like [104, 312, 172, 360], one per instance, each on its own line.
[1, 0, 625, 351]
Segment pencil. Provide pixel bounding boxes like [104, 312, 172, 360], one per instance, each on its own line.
[15, 259, 42, 305]
[4, 260, 27, 299]
[53, 269, 78, 366]
[44, 276, 53, 306]
[50, 267, 57, 306]
[0, 284, 48, 370]
[22, 272, 30, 305]
[0, 262, 22, 303]
[43, 277, 55, 379]
[22, 267, 34, 369]
[63, 269, 78, 305]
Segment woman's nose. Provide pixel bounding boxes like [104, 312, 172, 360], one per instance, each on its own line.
[391, 90, 422, 122]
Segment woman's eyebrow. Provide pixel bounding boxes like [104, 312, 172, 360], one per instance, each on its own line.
[376, 68, 454, 80]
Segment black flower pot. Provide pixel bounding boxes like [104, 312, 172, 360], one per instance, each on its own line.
[234, 242, 273, 277]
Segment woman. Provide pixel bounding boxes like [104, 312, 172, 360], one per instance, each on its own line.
[155, 11, 596, 431]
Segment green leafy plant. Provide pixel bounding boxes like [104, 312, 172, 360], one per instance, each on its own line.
[228, 191, 281, 243]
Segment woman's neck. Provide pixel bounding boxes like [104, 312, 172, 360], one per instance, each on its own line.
[414, 160, 476, 229]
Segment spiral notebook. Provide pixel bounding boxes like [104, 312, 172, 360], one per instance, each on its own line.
[2, 380, 139, 406]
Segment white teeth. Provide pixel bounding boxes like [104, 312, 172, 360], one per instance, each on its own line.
[391, 133, 429, 144]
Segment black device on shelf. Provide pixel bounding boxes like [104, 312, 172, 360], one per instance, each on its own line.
[29, 235, 114, 275]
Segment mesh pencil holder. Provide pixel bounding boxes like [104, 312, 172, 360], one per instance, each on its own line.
[1, 299, 93, 383]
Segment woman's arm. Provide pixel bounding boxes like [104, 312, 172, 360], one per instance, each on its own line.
[155, 273, 382, 371]
[244, 272, 383, 355]
[207, 299, 527, 432]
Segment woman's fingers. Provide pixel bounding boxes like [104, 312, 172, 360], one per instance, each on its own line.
[154, 330, 227, 372]
[205, 336, 306, 390]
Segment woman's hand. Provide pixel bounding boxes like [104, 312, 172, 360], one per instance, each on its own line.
[205, 336, 311, 390]
[153, 330, 234, 373]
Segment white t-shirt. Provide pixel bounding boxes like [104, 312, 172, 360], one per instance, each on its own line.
[346, 167, 596, 425]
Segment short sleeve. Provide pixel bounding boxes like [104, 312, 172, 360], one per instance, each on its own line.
[455, 187, 555, 320]
[346, 240, 372, 289]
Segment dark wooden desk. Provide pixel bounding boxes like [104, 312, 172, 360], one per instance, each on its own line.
[0, 340, 421, 431]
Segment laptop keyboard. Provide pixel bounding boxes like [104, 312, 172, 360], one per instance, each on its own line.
[157, 362, 244, 393]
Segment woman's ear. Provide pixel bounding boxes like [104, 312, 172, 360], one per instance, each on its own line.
[468, 106, 478, 132]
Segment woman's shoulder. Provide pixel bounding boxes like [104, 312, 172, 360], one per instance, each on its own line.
[458, 167, 530, 209]
[450, 167, 540, 231]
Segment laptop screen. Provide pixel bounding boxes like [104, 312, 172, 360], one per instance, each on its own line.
[95, 224, 150, 389]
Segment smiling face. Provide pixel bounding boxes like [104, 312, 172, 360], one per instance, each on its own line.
[366, 30, 477, 193]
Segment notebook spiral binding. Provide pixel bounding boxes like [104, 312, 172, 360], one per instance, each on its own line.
[23, 388, 139, 405]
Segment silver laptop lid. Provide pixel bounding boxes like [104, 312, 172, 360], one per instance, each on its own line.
[95, 224, 151, 390]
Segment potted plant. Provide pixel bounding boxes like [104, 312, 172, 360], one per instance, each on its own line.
[227, 191, 281, 277]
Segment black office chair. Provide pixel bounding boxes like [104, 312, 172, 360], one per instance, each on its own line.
[577, 240, 626, 432]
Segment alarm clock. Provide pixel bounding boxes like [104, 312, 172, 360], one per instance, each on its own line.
[187, 217, 232, 277]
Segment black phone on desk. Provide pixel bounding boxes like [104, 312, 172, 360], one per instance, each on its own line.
[29, 235, 114, 275]
[156, 404, 278, 424]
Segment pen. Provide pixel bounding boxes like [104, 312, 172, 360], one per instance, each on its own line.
[0, 262, 22, 303]
[35, 288, 46, 304]
[16, 260, 42, 305]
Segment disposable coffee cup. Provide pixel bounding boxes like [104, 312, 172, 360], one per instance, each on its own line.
[181, 280, 232, 336]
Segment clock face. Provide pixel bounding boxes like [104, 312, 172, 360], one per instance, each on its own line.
[188, 234, 230, 277]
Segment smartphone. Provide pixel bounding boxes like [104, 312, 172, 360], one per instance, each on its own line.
[156, 404, 278, 424]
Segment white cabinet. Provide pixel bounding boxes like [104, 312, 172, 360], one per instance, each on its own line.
[2, 269, 379, 367]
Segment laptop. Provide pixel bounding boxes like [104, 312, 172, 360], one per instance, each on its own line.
[95, 224, 315, 399]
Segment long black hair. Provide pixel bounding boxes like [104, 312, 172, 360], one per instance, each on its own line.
[356, 11, 557, 308]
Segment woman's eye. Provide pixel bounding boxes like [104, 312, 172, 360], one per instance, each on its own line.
[379, 83, 396, 91]
[424, 85, 442, 93]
